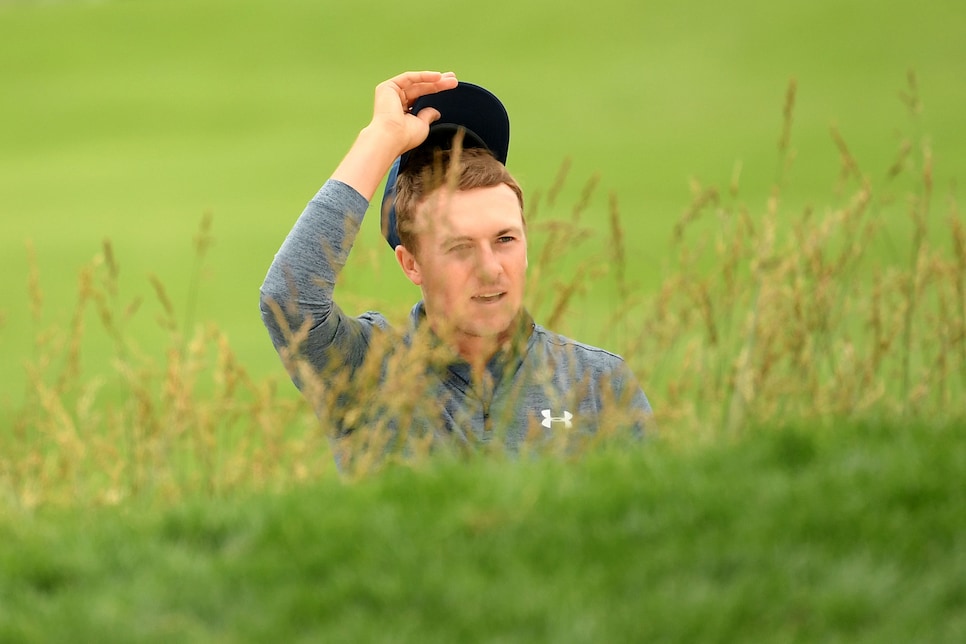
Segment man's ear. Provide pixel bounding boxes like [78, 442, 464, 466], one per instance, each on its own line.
[395, 244, 423, 286]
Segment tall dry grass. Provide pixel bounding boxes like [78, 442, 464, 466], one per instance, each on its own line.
[615, 73, 966, 438]
[2, 74, 964, 510]
[4, 220, 330, 510]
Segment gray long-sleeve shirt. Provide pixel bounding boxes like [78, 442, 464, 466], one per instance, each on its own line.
[260, 180, 651, 460]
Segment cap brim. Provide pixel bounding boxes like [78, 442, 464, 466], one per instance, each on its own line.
[380, 81, 510, 250]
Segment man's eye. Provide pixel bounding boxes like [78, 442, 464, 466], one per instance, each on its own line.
[449, 244, 470, 253]
[497, 236, 515, 244]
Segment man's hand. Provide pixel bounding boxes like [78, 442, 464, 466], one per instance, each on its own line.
[332, 71, 459, 200]
[371, 71, 459, 155]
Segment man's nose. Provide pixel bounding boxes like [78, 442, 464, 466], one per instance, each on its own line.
[475, 245, 503, 282]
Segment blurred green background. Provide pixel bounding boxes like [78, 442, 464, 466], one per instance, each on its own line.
[2, 0, 964, 409]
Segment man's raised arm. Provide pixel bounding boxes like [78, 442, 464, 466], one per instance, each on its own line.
[258, 72, 458, 386]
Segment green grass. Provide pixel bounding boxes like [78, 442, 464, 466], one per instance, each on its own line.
[1, 419, 963, 642]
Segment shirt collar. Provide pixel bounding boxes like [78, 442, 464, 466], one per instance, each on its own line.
[407, 301, 535, 387]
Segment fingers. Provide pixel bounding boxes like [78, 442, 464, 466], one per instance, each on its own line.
[363, 71, 458, 161]
[382, 70, 458, 110]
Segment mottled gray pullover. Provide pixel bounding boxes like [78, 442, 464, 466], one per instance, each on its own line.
[259, 180, 651, 458]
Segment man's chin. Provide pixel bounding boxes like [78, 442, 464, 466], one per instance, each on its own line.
[460, 312, 518, 340]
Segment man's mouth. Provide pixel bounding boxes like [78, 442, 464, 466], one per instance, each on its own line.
[472, 292, 506, 303]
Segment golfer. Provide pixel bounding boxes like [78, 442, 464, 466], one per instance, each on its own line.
[260, 71, 651, 463]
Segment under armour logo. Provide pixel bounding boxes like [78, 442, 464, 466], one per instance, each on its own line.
[541, 409, 573, 429]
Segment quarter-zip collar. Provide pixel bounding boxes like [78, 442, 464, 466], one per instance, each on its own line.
[406, 301, 535, 395]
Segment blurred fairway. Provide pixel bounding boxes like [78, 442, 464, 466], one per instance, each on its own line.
[2, 0, 965, 408]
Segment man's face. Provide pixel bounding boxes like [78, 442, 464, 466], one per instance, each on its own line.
[402, 184, 527, 343]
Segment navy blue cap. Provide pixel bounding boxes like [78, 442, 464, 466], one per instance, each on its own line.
[380, 82, 510, 250]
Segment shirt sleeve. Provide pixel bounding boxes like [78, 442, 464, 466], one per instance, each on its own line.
[259, 179, 389, 391]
